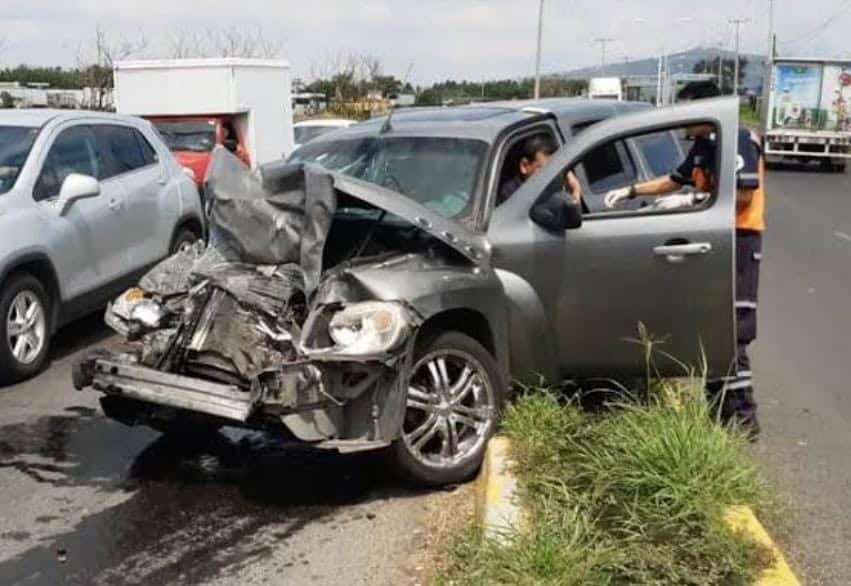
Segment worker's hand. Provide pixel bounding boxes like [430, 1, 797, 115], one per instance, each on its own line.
[604, 186, 633, 208]
[564, 171, 582, 203]
[651, 192, 710, 210]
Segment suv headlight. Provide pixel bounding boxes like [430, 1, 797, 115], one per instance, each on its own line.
[327, 302, 411, 355]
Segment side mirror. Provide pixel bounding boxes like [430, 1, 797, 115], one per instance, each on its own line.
[530, 190, 583, 232]
[57, 174, 100, 216]
[223, 138, 239, 153]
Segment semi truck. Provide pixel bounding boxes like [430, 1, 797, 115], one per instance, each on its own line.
[114, 58, 294, 184]
[764, 58, 851, 172]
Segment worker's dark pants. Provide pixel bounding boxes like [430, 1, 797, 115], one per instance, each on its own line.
[709, 230, 762, 422]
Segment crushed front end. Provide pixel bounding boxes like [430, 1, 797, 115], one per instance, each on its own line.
[74, 149, 422, 451]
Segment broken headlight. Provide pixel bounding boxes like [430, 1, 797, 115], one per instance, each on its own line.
[327, 302, 410, 355]
[129, 299, 165, 329]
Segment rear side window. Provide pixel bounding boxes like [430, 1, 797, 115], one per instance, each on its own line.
[94, 125, 150, 178]
[581, 142, 635, 193]
[631, 131, 681, 178]
[135, 131, 159, 166]
[34, 126, 102, 201]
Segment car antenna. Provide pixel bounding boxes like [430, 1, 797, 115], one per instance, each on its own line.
[380, 62, 414, 135]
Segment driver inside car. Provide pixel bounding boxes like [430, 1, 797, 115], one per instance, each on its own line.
[499, 135, 581, 204]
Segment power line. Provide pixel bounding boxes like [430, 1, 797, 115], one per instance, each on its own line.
[593, 37, 616, 67]
[779, 0, 851, 45]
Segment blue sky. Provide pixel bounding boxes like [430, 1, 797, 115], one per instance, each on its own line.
[1, 0, 849, 84]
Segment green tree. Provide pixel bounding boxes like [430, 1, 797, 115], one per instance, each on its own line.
[693, 56, 749, 94]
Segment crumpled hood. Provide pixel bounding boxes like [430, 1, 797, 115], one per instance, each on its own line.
[329, 174, 490, 266]
[205, 148, 490, 276]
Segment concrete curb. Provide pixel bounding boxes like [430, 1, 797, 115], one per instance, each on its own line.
[475, 436, 800, 585]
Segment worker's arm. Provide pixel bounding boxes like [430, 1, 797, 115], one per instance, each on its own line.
[634, 175, 682, 196]
[737, 188, 755, 208]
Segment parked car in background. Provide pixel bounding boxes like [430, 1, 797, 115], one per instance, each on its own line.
[149, 115, 251, 185]
[0, 109, 205, 384]
[75, 98, 740, 486]
[293, 119, 357, 151]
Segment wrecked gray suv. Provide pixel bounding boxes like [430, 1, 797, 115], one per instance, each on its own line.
[74, 98, 741, 485]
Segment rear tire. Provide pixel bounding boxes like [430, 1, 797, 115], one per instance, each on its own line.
[170, 227, 199, 256]
[0, 273, 51, 385]
[391, 331, 504, 487]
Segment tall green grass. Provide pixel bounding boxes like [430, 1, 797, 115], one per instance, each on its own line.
[441, 375, 776, 585]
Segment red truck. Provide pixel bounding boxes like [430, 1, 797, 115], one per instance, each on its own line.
[148, 115, 251, 185]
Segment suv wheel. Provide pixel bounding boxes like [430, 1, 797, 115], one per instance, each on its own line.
[391, 331, 504, 486]
[0, 273, 50, 384]
[170, 228, 199, 255]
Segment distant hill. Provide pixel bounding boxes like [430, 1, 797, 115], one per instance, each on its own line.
[552, 47, 767, 92]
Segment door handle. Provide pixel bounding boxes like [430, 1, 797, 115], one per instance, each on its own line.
[653, 242, 712, 263]
[108, 198, 122, 211]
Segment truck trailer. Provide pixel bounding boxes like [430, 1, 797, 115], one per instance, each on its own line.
[764, 58, 851, 172]
[114, 58, 294, 183]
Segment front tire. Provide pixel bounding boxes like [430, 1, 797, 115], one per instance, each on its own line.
[170, 228, 199, 255]
[0, 273, 51, 385]
[391, 331, 504, 487]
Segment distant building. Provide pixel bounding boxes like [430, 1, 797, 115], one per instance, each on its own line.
[0, 82, 112, 110]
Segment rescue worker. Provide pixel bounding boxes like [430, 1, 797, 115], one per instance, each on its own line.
[604, 81, 765, 438]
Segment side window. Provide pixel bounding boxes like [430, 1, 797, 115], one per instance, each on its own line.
[567, 123, 717, 217]
[630, 131, 682, 178]
[134, 130, 159, 166]
[34, 126, 101, 201]
[578, 141, 636, 203]
[496, 128, 559, 207]
[94, 125, 146, 179]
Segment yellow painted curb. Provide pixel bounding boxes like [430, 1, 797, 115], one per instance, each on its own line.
[477, 437, 801, 585]
[725, 506, 801, 586]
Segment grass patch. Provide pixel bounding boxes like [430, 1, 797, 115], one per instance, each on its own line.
[740, 103, 762, 130]
[441, 375, 776, 585]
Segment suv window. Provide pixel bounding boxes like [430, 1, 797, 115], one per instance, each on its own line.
[94, 125, 151, 178]
[580, 141, 635, 196]
[34, 126, 102, 201]
[631, 131, 681, 178]
[135, 131, 159, 166]
[496, 128, 559, 207]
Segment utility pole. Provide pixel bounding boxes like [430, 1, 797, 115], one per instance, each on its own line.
[729, 18, 750, 96]
[593, 37, 615, 68]
[534, 0, 545, 100]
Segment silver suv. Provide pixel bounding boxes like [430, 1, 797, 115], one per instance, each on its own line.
[0, 110, 205, 383]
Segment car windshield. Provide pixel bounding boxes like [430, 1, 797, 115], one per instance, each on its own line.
[153, 120, 216, 153]
[289, 136, 488, 220]
[294, 125, 339, 145]
[0, 126, 39, 195]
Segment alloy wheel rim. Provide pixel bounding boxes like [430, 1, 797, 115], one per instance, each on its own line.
[6, 290, 46, 365]
[402, 348, 495, 469]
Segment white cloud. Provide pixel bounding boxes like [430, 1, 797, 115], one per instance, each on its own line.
[1, 0, 849, 84]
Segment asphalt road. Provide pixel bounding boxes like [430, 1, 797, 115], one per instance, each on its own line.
[753, 163, 851, 585]
[0, 315, 437, 586]
[0, 163, 848, 585]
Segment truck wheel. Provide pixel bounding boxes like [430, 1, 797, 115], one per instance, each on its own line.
[0, 273, 51, 385]
[391, 332, 504, 487]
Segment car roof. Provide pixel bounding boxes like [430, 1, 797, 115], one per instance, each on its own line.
[307, 99, 651, 144]
[295, 118, 356, 127]
[0, 108, 149, 129]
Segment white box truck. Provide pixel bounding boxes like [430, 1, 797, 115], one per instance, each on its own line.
[764, 58, 851, 172]
[588, 77, 623, 101]
[114, 58, 294, 183]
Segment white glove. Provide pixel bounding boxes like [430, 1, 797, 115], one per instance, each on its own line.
[650, 192, 710, 210]
[604, 186, 633, 208]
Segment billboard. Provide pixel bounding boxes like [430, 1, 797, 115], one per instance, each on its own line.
[819, 65, 851, 132]
[772, 63, 823, 130]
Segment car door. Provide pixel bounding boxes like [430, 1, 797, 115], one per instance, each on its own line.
[32, 124, 131, 300]
[488, 98, 738, 380]
[92, 124, 168, 270]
